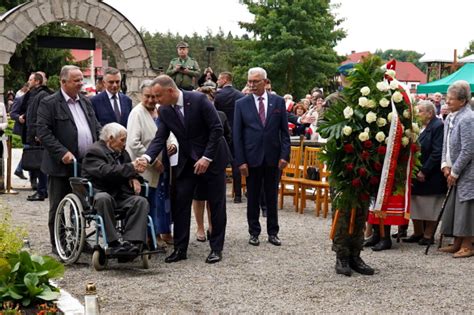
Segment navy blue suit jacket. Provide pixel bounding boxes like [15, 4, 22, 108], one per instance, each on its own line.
[145, 91, 232, 177]
[233, 93, 290, 168]
[90, 91, 132, 127]
[412, 117, 447, 195]
[214, 85, 244, 129]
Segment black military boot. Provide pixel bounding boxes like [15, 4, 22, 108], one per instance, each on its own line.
[372, 225, 392, 251]
[335, 257, 352, 276]
[349, 256, 375, 275]
[363, 226, 380, 247]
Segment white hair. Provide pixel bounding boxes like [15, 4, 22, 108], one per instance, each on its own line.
[99, 123, 126, 141]
[248, 67, 267, 79]
[417, 100, 436, 116]
[283, 94, 293, 100]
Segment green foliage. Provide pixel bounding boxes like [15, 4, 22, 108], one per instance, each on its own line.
[374, 49, 426, 72]
[462, 40, 474, 57]
[318, 56, 420, 213]
[5, 22, 87, 94]
[234, 0, 345, 97]
[0, 252, 64, 307]
[0, 207, 26, 257]
[3, 120, 22, 149]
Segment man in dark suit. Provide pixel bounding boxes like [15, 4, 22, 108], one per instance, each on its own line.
[36, 65, 101, 254]
[233, 67, 290, 247]
[82, 123, 149, 255]
[142, 75, 231, 264]
[215, 71, 245, 203]
[90, 67, 132, 127]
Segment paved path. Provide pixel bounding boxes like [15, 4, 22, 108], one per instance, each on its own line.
[2, 149, 473, 313]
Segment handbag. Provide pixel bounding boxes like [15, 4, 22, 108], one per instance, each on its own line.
[21, 146, 44, 171]
[306, 166, 320, 181]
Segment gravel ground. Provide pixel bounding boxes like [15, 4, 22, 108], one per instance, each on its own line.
[3, 149, 474, 313]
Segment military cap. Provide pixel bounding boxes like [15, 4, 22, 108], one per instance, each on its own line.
[337, 63, 355, 76]
[176, 41, 189, 48]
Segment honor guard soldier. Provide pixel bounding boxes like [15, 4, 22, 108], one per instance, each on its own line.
[166, 41, 201, 91]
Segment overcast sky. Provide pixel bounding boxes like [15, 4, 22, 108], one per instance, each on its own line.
[104, 0, 473, 57]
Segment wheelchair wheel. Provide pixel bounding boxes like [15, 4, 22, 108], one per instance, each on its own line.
[54, 193, 86, 265]
[92, 248, 107, 271]
[142, 252, 150, 269]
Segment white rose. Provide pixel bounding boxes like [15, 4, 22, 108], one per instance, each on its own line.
[402, 136, 409, 147]
[367, 99, 376, 108]
[392, 91, 403, 103]
[360, 86, 370, 96]
[403, 109, 411, 119]
[364, 127, 370, 133]
[412, 133, 419, 141]
[390, 80, 399, 90]
[386, 69, 396, 78]
[342, 126, 352, 136]
[375, 131, 386, 143]
[358, 132, 369, 142]
[343, 106, 354, 119]
[358, 97, 369, 107]
[387, 112, 393, 122]
[376, 117, 387, 127]
[379, 98, 390, 108]
[412, 122, 420, 134]
[366, 111, 377, 124]
[405, 129, 412, 137]
[376, 81, 389, 92]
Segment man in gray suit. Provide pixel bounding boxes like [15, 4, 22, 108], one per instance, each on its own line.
[37, 65, 101, 254]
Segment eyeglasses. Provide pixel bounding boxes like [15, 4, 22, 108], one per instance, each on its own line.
[247, 79, 264, 85]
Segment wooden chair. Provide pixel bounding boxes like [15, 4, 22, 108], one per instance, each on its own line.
[298, 147, 331, 217]
[226, 166, 247, 198]
[278, 144, 303, 212]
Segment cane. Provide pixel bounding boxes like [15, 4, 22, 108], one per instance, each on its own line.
[425, 186, 453, 255]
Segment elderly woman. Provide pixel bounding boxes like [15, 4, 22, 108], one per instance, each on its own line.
[439, 80, 474, 258]
[404, 100, 447, 245]
[126, 80, 178, 248]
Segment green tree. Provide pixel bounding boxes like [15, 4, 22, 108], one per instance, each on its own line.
[233, 0, 345, 98]
[462, 40, 474, 57]
[0, 0, 25, 14]
[374, 49, 426, 72]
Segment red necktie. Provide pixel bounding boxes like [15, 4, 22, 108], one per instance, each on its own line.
[258, 96, 265, 125]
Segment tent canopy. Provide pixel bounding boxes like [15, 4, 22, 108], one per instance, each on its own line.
[417, 63, 474, 94]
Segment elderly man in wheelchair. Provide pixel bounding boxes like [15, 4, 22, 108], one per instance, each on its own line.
[80, 122, 149, 257]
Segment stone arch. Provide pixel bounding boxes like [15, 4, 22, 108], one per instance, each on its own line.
[0, 0, 157, 101]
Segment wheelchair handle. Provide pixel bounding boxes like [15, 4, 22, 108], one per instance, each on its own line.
[73, 157, 78, 177]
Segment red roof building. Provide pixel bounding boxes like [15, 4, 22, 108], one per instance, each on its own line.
[342, 51, 371, 65]
[70, 48, 103, 77]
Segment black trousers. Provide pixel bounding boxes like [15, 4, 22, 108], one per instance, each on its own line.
[246, 165, 279, 236]
[48, 176, 72, 248]
[232, 161, 242, 197]
[174, 161, 227, 252]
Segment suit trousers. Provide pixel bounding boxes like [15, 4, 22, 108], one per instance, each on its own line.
[247, 165, 280, 236]
[174, 160, 227, 252]
[232, 161, 242, 197]
[93, 192, 149, 244]
[48, 176, 72, 248]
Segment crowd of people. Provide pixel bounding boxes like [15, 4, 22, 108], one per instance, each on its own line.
[1, 41, 473, 272]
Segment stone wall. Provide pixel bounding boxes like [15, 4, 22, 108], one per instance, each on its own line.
[0, 0, 156, 102]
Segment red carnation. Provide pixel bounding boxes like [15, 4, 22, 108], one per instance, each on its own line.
[306, 127, 313, 134]
[358, 168, 367, 177]
[351, 178, 362, 187]
[361, 150, 370, 160]
[373, 162, 383, 172]
[343, 144, 354, 153]
[369, 176, 380, 185]
[360, 193, 370, 201]
[345, 163, 354, 172]
[377, 146, 387, 155]
[363, 140, 373, 149]
[411, 143, 419, 152]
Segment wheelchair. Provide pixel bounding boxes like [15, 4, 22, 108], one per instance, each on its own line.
[53, 161, 159, 271]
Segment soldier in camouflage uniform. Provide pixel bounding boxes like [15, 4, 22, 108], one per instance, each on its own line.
[330, 63, 375, 277]
[166, 41, 201, 91]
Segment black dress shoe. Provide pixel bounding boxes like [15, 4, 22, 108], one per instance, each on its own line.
[372, 239, 392, 251]
[418, 237, 434, 245]
[392, 230, 408, 239]
[27, 192, 46, 201]
[268, 235, 281, 246]
[249, 235, 260, 246]
[14, 170, 27, 180]
[402, 234, 423, 243]
[363, 235, 380, 247]
[233, 196, 242, 203]
[335, 257, 352, 276]
[165, 249, 187, 263]
[349, 256, 374, 275]
[205, 250, 222, 264]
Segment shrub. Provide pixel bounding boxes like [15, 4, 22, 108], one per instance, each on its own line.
[0, 208, 26, 258]
[4, 120, 22, 149]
